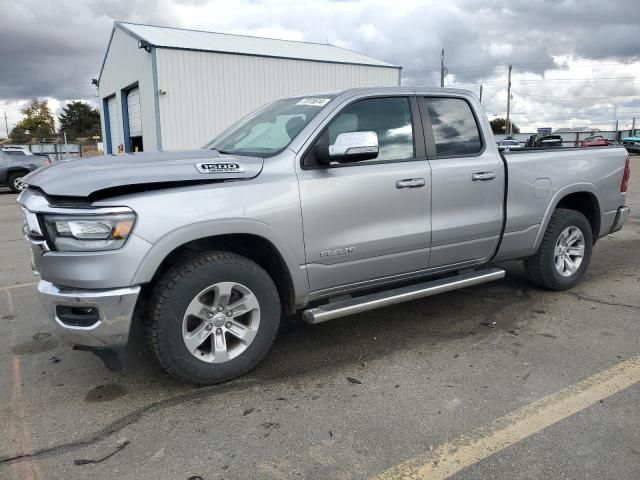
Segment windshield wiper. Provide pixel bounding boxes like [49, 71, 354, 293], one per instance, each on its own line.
[210, 148, 235, 155]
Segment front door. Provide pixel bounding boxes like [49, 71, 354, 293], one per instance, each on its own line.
[419, 96, 504, 268]
[298, 96, 432, 294]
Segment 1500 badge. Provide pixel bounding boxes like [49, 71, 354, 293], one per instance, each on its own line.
[196, 162, 245, 174]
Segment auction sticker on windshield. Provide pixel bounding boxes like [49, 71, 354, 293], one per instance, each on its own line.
[296, 98, 331, 107]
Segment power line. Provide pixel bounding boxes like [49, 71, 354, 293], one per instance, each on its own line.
[444, 59, 637, 73]
[451, 76, 639, 87]
[509, 111, 640, 115]
[518, 93, 640, 100]
[514, 76, 638, 83]
[0, 105, 27, 112]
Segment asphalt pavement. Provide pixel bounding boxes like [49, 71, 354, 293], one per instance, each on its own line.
[1, 157, 639, 480]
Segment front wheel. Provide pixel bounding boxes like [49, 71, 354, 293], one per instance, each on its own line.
[149, 252, 281, 385]
[524, 208, 593, 290]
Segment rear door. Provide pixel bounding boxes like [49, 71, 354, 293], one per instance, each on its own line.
[298, 96, 432, 294]
[419, 95, 504, 268]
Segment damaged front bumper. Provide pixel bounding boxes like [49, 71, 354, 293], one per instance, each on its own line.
[37, 280, 140, 347]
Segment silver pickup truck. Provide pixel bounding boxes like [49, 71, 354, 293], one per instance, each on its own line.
[18, 87, 631, 384]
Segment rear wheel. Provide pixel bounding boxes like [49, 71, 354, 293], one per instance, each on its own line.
[8, 172, 27, 193]
[524, 208, 593, 290]
[149, 252, 281, 385]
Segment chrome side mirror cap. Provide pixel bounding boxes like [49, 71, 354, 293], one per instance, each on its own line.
[316, 131, 379, 165]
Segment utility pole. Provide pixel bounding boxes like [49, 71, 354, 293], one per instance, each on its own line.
[3, 112, 8, 139]
[632, 117, 636, 136]
[440, 49, 445, 88]
[63, 131, 70, 160]
[479, 84, 483, 104]
[505, 64, 512, 137]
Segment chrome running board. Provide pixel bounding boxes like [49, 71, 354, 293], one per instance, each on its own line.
[302, 268, 505, 324]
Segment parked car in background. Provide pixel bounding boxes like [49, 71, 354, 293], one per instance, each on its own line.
[18, 87, 631, 385]
[622, 135, 640, 153]
[0, 150, 50, 192]
[2, 146, 34, 156]
[497, 139, 522, 151]
[579, 135, 609, 147]
[525, 134, 564, 148]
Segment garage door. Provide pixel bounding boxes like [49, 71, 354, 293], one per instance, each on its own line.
[127, 88, 142, 137]
[107, 96, 119, 154]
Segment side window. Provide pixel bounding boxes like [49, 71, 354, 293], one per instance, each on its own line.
[423, 97, 482, 156]
[325, 97, 414, 163]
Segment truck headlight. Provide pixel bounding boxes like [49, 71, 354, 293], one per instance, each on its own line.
[42, 213, 136, 251]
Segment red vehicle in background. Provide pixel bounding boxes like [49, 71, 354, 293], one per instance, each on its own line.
[579, 135, 609, 147]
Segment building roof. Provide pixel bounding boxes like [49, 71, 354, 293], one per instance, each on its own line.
[553, 126, 601, 133]
[115, 21, 399, 69]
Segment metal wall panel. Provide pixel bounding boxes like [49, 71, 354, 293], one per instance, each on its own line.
[107, 96, 120, 153]
[127, 87, 143, 137]
[98, 28, 157, 151]
[156, 49, 400, 150]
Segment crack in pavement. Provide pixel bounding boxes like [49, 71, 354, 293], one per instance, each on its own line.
[567, 291, 640, 310]
[73, 440, 130, 466]
[0, 376, 262, 466]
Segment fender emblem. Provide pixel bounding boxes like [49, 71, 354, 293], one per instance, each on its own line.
[195, 162, 245, 174]
[320, 247, 356, 257]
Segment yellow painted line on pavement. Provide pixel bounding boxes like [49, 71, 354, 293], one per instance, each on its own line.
[1, 287, 41, 479]
[372, 354, 640, 480]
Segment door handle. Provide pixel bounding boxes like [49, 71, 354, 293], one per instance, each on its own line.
[472, 172, 496, 181]
[396, 178, 426, 189]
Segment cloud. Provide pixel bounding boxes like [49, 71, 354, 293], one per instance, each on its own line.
[1, 0, 639, 132]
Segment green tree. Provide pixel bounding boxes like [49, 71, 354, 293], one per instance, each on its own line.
[58, 101, 101, 140]
[9, 98, 55, 142]
[490, 117, 520, 135]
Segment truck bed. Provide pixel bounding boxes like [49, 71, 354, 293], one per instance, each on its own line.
[495, 146, 628, 261]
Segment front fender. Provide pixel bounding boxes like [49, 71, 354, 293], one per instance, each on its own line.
[132, 218, 310, 306]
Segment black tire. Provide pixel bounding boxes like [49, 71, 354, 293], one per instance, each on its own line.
[8, 172, 27, 193]
[149, 251, 281, 385]
[524, 208, 593, 291]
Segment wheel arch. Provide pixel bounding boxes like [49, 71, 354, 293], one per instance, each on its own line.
[133, 222, 308, 314]
[6, 166, 32, 177]
[531, 183, 601, 254]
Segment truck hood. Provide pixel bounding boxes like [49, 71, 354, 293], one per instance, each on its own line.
[23, 149, 264, 199]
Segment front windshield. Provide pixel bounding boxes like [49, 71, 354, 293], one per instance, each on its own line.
[205, 96, 336, 157]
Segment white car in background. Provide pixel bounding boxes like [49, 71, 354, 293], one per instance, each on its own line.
[497, 139, 523, 152]
[2, 146, 34, 156]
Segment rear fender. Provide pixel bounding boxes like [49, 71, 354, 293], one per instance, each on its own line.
[530, 182, 599, 255]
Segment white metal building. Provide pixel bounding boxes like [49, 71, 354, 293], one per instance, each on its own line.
[97, 21, 401, 153]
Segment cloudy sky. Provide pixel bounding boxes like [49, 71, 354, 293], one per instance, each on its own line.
[1, 0, 640, 135]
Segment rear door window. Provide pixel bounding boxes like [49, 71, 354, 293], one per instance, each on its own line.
[423, 97, 482, 157]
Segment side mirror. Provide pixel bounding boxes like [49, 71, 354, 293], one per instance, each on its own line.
[315, 131, 379, 165]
